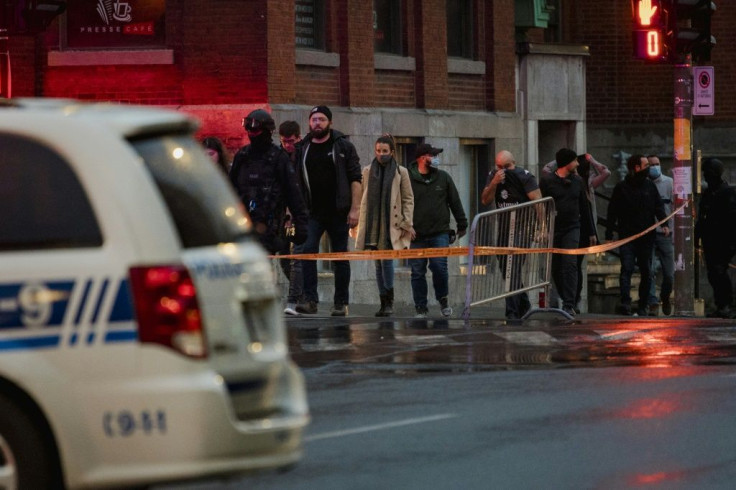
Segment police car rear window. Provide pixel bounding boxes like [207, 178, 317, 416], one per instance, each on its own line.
[131, 135, 250, 248]
[0, 133, 103, 251]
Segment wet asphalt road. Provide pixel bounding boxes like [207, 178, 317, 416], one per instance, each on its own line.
[163, 313, 736, 490]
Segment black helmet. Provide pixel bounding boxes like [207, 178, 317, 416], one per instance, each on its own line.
[243, 109, 275, 132]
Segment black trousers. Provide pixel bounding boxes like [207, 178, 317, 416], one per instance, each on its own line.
[552, 228, 580, 309]
[703, 243, 736, 309]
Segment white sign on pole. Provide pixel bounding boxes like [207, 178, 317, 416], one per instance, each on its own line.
[693, 66, 714, 116]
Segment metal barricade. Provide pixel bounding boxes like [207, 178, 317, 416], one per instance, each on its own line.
[462, 197, 561, 320]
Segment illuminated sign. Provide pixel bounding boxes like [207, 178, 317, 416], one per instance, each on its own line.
[66, 0, 165, 49]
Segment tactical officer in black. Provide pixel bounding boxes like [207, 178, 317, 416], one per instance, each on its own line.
[229, 109, 308, 253]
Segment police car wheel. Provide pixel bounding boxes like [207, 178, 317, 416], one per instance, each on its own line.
[0, 394, 62, 489]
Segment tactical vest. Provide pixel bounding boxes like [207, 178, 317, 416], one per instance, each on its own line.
[230, 144, 286, 242]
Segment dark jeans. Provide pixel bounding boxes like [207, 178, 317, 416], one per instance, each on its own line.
[552, 228, 580, 309]
[286, 242, 305, 304]
[703, 243, 736, 309]
[648, 233, 674, 305]
[409, 234, 450, 309]
[575, 232, 596, 306]
[302, 215, 350, 306]
[619, 234, 655, 313]
[375, 259, 395, 296]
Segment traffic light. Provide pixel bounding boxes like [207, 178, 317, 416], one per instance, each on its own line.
[671, 0, 716, 63]
[631, 0, 716, 63]
[632, 0, 670, 62]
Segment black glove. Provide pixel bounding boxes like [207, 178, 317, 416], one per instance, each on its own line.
[457, 228, 467, 239]
[292, 226, 307, 245]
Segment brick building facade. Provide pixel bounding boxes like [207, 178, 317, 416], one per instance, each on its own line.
[559, 0, 736, 171]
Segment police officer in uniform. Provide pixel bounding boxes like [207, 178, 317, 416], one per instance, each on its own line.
[229, 109, 308, 254]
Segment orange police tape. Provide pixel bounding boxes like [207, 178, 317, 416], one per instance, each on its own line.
[271, 202, 688, 261]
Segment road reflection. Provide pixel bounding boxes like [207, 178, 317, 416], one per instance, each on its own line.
[288, 317, 736, 372]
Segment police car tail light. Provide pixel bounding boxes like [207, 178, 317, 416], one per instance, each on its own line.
[129, 265, 207, 359]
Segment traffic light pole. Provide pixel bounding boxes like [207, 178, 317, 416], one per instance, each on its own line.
[673, 57, 695, 316]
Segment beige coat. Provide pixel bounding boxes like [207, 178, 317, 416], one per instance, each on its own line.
[355, 163, 414, 250]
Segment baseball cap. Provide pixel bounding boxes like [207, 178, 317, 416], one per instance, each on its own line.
[415, 143, 443, 158]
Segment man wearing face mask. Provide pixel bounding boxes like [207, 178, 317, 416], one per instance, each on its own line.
[695, 158, 736, 319]
[605, 154, 669, 316]
[229, 109, 308, 255]
[408, 143, 468, 318]
[646, 154, 675, 316]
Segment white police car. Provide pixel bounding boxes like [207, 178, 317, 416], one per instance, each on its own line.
[0, 99, 308, 489]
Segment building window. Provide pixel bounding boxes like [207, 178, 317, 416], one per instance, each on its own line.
[64, 0, 166, 49]
[373, 0, 402, 55]
[296, 0, 325, 50]
[446, 0, 473, 59]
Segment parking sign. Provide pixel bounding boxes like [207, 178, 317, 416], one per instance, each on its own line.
[693, 66, 714, 116]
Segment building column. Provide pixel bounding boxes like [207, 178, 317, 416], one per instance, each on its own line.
[336, 0, 374, 107]
[485, 0, 516, 112]
[268, 0, 297, 103]
[415, 0, 448, 109]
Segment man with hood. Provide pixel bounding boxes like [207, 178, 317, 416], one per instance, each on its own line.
[294, 105, 362, 317]
[229, 108, 308, 254]
[408, 143, 468, 318]
[605, 154, 669, 316]
[695, 158, 736, 318]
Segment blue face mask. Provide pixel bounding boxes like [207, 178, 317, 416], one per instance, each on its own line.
[378, 154, 392, 165]
[430, 157, 440, 168]
[649, 166, 662, 179]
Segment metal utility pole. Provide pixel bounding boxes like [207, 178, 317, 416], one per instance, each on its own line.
[672, 57, 695, 316]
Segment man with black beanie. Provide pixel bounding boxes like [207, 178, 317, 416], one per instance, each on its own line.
[294, 105, 362, 317]
[695, 158, 736, 318]
[540, 148, 596, 316]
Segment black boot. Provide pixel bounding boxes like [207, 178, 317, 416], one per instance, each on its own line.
[375, 295, 387, 317]
[382, 288, 394, 316]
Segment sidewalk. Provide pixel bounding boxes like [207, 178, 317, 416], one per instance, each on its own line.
[284, 301, 504, 319]
[283, 301, 717, 322]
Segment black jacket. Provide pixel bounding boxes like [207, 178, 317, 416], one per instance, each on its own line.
[695, 179, 736, 252]
[540, 172, 595, 235]
[294, 129, 362, 216]
[605, 173, 666, 240]
[408, 162, 468, 240]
